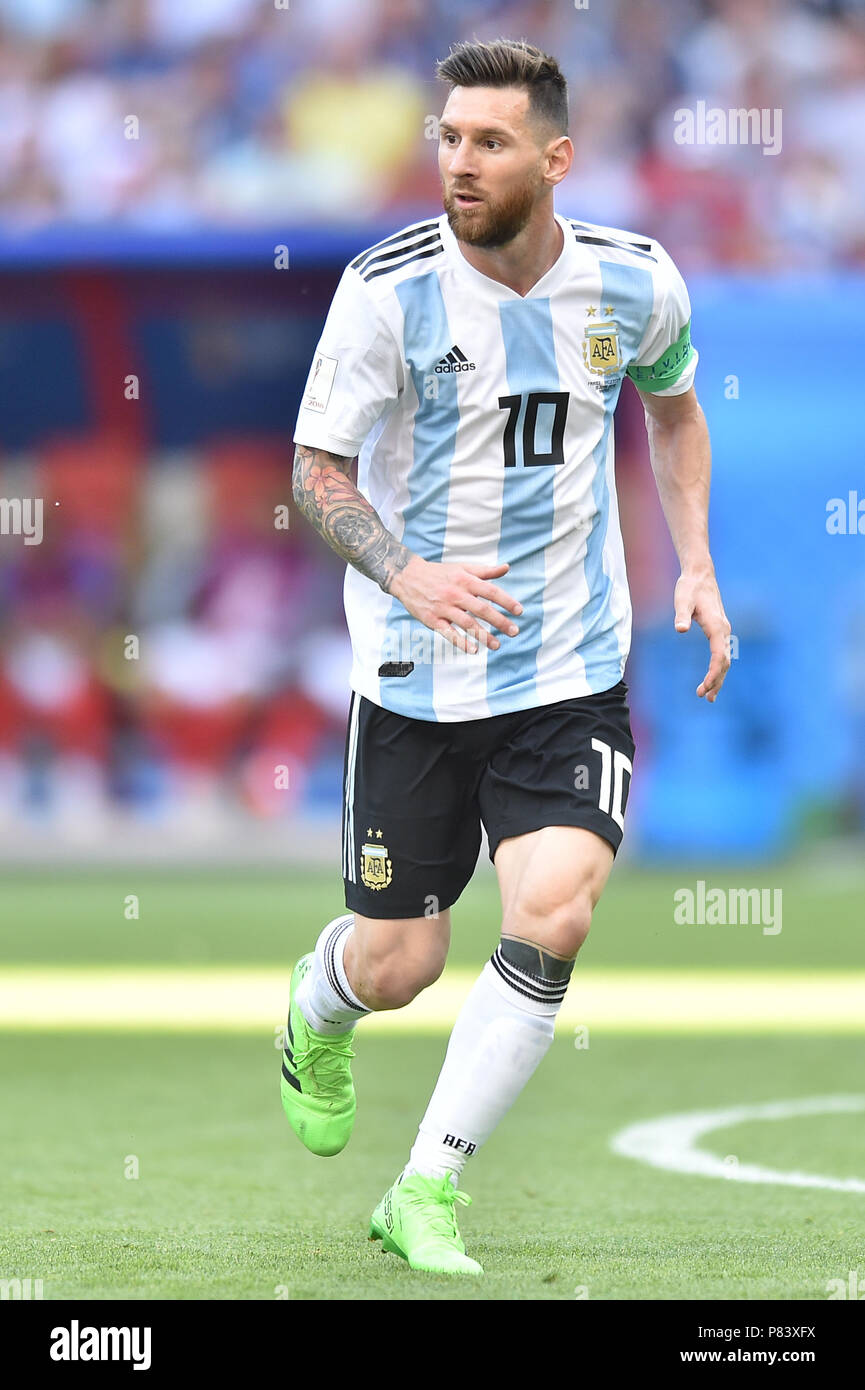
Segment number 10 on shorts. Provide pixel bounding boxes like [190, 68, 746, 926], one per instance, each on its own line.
[591, 737, 632, 830]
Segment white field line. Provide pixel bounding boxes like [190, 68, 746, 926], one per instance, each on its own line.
[612, 1094, 865, 1192]
[0, 967, 863, 1033]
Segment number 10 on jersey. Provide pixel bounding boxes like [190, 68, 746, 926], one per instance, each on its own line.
[498, 391, 569, 468]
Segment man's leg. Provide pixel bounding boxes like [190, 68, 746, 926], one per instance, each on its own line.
[298, 907, 451, 1031]
[287, 905, 489, 1274]
[402, 825, 614, 1184]
[282, 909, 450, 1155]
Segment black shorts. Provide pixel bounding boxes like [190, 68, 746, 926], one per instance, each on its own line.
[341, 680, 636, 920]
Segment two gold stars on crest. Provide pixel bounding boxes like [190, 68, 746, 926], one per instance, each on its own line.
[366, 827, 384, 838]
[587, 305, 615, 317]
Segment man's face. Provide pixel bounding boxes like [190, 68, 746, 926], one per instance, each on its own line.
[438, 86, 551, 249]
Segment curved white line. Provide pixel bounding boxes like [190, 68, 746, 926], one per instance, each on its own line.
[611, 1094, 865, 1192]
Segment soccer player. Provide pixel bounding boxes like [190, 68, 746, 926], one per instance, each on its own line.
[285, 38, 731, 1275]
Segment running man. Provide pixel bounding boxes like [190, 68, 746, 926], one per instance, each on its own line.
[285, 37, 731, 1276]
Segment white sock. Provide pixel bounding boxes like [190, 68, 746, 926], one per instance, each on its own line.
[403, 942, 571, 1183]
[296, 913, 371, 1035]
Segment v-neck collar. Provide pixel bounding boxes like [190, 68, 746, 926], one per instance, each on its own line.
[439, 211, 576, 302]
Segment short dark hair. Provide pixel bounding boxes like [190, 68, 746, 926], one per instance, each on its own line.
[436, 38, 568, 137]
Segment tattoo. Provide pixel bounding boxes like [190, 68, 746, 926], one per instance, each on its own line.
[292, 444, 412, 592]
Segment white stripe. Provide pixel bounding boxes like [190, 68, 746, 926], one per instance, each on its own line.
[343, 693, 360, 881]
[611, 1095, 865, 1193]
[494, 948, 568, 992]
[546, 256, 604, 685]
[346, 367, 416, 708]
[325, 915, 360, 1007]
[599, 427, 631, 667]
[344, 694, 359, 881]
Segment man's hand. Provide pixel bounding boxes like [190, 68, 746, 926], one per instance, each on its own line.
[673, 566, 732, 702]
[291, 445, 522, 653]
[639, 384, 731, 703]
[389, 556, 522, 654]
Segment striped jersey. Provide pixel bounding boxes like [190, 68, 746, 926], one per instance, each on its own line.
[293, 211, 698, 722]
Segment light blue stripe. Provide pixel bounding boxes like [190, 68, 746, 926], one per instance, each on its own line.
[487, 299, 560, 715]
[378, 272, 459, 718]
[578, 259, 655, 689]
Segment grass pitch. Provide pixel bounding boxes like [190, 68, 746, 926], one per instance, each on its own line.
[1, 863, 863, 1300]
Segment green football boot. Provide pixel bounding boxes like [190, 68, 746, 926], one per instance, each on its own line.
[369, 1172, 484, 1275]
[280, 953, 356, 1157]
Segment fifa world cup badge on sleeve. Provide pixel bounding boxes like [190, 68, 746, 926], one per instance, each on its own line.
[302, 353, 338, 413]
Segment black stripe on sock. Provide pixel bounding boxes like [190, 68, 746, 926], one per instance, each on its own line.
[491, 952, 562, 1005]
[325, 919, 370, 1014]
[493, 947, 569, 994]
[491, 952, 568, 1004]
[324, 921, 354, 1009]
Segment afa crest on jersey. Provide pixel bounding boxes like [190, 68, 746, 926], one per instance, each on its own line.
[360, 837, 392, 890]
[583, 320, 622, 376]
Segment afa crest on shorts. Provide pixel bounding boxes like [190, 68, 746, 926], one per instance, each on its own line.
[583, 317, 622, 376]
[360, 831, 392, 891]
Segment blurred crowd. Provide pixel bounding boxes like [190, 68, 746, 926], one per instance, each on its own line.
[0, 388, 671, 835]
[0, 0, 864, 267]
[0, 437, 353, 831]
[2, 0, 864, 839]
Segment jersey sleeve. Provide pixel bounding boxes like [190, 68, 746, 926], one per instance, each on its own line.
[293, 265, 403, 456]
[625, 242, 698, 396]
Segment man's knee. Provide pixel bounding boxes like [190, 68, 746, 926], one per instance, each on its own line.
[357, 953, 445, 1010]
[502, 890, 595, 959]
[495, 825, 614, 959]
[348, 918, 448, 1010]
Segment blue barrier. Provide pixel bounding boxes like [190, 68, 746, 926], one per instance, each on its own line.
[0, 224, 403, 268]
[629, 273, 865, 857]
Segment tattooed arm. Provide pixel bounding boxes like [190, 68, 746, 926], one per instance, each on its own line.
[292, 442, 522, 651]
[292, 443, 412, 594]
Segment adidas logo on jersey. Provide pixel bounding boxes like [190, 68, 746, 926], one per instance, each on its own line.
[435, 345, 476, 373]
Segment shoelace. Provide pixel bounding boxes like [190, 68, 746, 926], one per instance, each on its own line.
[405, 1178, 472, 1241]
[291, 1036, 355, 1096]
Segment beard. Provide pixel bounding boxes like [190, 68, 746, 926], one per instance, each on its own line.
[442, 174, 543, 249]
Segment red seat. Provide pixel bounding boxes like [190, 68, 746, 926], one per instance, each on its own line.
[203, 437, 292, 535]
[36, 433, 142, 536]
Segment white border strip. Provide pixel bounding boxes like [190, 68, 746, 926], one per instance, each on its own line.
[342, 692, 360, 882]
[611, 1095, 865, 1192]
